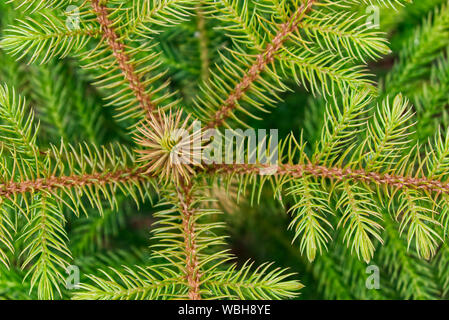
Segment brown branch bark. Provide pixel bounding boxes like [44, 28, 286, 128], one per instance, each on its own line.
[206, 163, 449, 195]
[175, 181, 202, 300]
[205, 0, 316, 128]
[0, 168, 147, 198]
[3, 162, 449, 199]
[90, 0, 155, 116]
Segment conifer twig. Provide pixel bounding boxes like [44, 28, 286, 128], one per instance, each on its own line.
[90, 0, 156, 116]
[4, 162, 449, 198]
[207, 163, 449, 195]
[206, 0, 316, 128]
[175, 181, 202, 300]
[0, 168, 148, 198]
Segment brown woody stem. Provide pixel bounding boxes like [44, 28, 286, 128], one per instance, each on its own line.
[206, 0, 316, 128]
[208, 163, 449, 195]
[0, 168, 147, 198]
[176, 181, 202, 300]
[90, 0, 155, 116]
[3, 163, 449, 199]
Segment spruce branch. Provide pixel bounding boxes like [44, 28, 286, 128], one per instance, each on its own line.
[0, 200, 15, 268]
[205, 0, 316, 128]
[90, 0, 157, 117]
[207, 0, 265, 51]
[7, 0, 80, 13]
[5, 159, 449, 209]
[287, 176, 333, 262]
[207, 163, 449, 195]
[0, 84, 38, 156]
[0, 167, 146, 199]
[300, 10, 391, 63]
[175, 181, 202, 300]
[20, 195, 71, 300]
[0, 12, 99, 65]
[76, 184, 303, 300]
[0, 139, 157, 218]
[378, 214, 438, 299]
[336, 181, 383, 263]
[384, 2, 449, 96]
[73, 265, 183, 300]
[206, 261, 303, 300]
[126, 0, 196, 37]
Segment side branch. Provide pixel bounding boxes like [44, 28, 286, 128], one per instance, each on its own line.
[175, 182, 202, 300]
[206, 0, 316, 128]
[4, 162, 449, 199]
[0, 168, 147, 198]
[90, 0, 155, 115]
[207, 163, 449, 195]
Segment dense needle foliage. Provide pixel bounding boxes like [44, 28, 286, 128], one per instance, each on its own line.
[0, 0, 449, 300]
